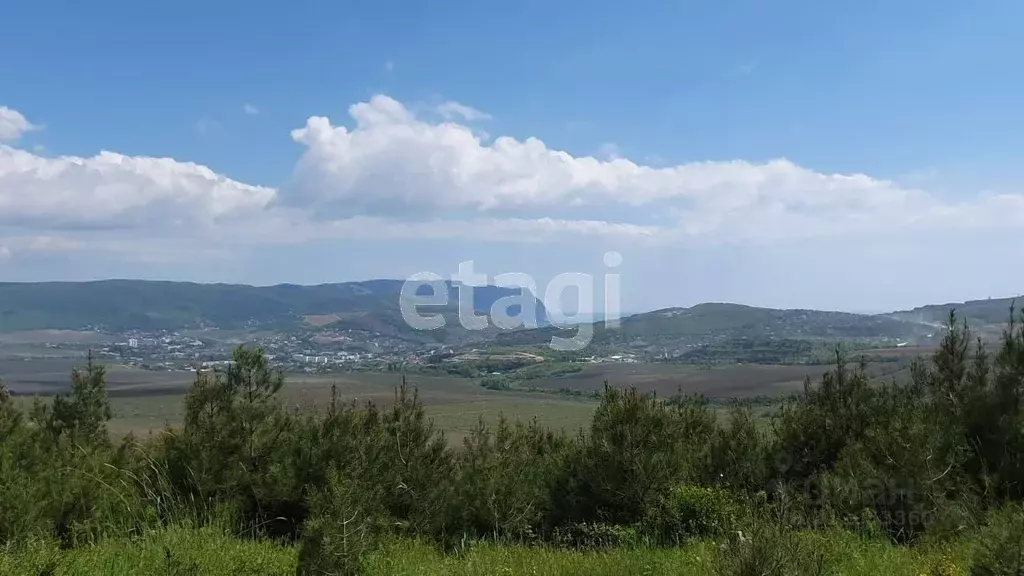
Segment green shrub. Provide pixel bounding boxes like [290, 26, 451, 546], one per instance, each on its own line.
[295, 471, 387, 576]
[642, 485, 740, 544]
[550, 522, 640, 550]
[547, 386, 717, 528]
[713, 522, 828, 576]
[971, 505, 1024, 576]
[435, 417, 567, 545]
[704, 402, 770, 492]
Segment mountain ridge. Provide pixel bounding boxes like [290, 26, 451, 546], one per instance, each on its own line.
[0, 280, 1018, 347]
[0, 279, 548, 336]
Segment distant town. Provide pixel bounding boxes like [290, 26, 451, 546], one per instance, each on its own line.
[24, 327, 643, 376]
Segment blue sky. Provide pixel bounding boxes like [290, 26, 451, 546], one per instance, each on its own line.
[2, 0, 1023, 314]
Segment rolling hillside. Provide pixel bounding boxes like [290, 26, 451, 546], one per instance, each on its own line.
[0, 279, 548, 336]
[888, 296, 1022, 328]
[495, 302, 938, 350]
[1, 279, 1017, 350]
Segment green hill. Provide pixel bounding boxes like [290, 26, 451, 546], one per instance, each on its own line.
[2, 279, 1017, 351]
[495, 302, 934, 350]
[0, 279, 548, 339]
[888, 296, 1022, 328]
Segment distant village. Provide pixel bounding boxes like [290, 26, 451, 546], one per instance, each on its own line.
[33, 327, 638, 376]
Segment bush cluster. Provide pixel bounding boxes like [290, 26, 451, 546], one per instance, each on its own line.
[4, 308, 1024, 574]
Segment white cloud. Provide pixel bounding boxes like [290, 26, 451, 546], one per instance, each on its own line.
[435, 101, 491, 121]
[0, 106, 39, 142]
[3, 95, 1024, 267]
[286, 95, 1024, 242]
[0, 144, 276, 230]
[243, 103, 260, 115]
[216, 214, 661, 245]
[0, 245, 10, 261]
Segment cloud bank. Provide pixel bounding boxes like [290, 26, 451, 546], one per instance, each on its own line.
[2, 96, 1023, 264]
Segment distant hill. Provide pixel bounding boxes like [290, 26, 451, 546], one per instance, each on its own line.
[0, 280, 548, 340]
[1, 280, 1017, 350]
[888, 296, 1022, 328]
[495, 302, 938, 350]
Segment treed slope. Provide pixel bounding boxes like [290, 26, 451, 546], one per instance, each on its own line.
[0, 279, 548, 334]
[888, 296, 1022, 327]
[495, 302, 934, 348]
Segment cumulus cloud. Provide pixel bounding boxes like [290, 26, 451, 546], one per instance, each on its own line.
[285, 95, 1024, 242]
[0, 106, 39, 142]
[0, 144, 276, 230]
[3, 97, 1024, 264]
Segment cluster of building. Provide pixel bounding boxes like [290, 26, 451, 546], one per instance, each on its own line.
[86, 328, 421, 373]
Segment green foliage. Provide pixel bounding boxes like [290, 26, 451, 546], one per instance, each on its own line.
[972, 505, 1024, 576]
[548, 386, 717, 527]
[712, 522, 829, 576]
[704, 401, 771, 491]
[642, 485, 741, 544]
[35, 352, 113, 449]
[296, 470, 386, 576]
[773, 348, 877, 483]
[437, 417, 568, 544]
[550, 522, 641, 550]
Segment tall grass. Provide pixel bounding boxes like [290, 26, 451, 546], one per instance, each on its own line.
[0, 527, 973, 576]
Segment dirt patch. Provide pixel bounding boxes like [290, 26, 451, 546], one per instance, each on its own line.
[303, 314, 340, 327]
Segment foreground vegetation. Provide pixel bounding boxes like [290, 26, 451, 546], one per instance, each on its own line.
[0, 526, 976, 575]
[4, 309, 1024, 574]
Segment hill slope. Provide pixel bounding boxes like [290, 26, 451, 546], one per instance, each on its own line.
[495, 302, 936, 350]
[888, 296, 1022, 328]
[0, 279, 548, 338]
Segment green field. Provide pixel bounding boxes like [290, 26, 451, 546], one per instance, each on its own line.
[3, 353, 919, 441]
[105, 372, 601, 443]
[4, 361, 600, 441]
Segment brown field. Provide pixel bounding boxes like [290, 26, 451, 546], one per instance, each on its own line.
[302, 314, 341, 327]
[529, 363, 820, 398]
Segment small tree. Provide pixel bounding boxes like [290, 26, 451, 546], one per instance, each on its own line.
[549, 385, 716, 527]
[173, 346, 295, 534]
[35, 351, 112, 449]
[773, 347, 875, 483]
